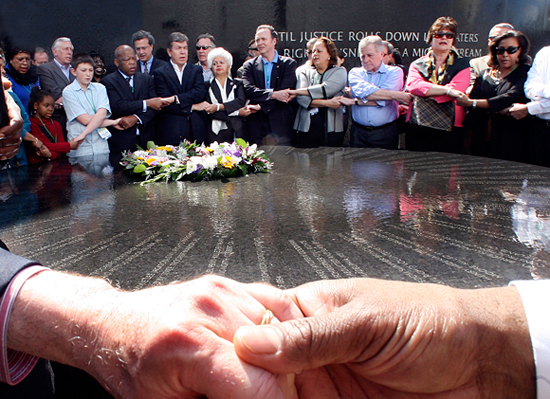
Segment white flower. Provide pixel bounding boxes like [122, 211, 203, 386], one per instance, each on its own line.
[202, 156, 218, 171]
[186, 156, 203, 174]
[134, 150, 149, 158]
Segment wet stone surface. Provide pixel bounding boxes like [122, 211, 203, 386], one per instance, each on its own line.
[2, 146, 550, 290]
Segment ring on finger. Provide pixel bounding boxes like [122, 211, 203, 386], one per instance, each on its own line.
[260, 309, 274, 325]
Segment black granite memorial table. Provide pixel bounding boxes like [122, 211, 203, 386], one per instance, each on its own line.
[1, 146, 549, 397]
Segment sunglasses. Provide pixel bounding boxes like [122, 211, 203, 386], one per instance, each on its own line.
[433, 32, 455, 39]
[495, 46, 519, 55]
[196, 45, 211, 50]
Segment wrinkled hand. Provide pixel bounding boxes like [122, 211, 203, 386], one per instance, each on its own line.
[204, 103, 220, 114]
[338, 96, 356, 106]
[94, 276, 303, 399]
[446, 88, 464, 99]
[271, 89, 293, 103]
[192, 101, 210, 112]
[455, 92, 471, 107]
[395, 91, 413, 105]
[326, 97, 342, 109]
[0, 119, 23, 161]
[118, 115, 139, 130]
[509, 103, 529, 120]
[146, 97, 167, 111]
[235, 278, 535, 399]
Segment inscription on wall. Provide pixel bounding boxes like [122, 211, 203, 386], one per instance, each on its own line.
[278, 30, 484, 62]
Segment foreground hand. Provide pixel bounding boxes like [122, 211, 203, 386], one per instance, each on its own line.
[9, 273, 302, 399]
[34, 140, 52, 158]
[191, 101, 210, 112]
[509, 103, 529, 120]
[235, 278, 535, 399]
[0, 119, 23, 160]
[325, 96, 342, 109]
[446, 88, 464, 99]
[455, 92, 471, 107]
[69, 138, 82, 150]
[394, 91, 413, 105]
[204, 103, 221, 114]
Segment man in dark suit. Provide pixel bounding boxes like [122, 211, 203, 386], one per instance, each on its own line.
[37, 37, 75, 138]
[132, 30, 168, 77]
[242, 24, 297, 145]
[101, 45, 168, 165]
[154, 32, 207, 145]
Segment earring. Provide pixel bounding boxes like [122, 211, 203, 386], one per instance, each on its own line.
[328, 57, 330, 60]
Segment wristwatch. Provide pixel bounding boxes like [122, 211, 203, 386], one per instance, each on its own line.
[472, 100, 477, 109]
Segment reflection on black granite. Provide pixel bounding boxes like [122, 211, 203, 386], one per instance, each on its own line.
[2, 147, 550, 398]
[2, 146, 549, 290]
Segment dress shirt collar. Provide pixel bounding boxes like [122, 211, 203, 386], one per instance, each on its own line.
[170, 60, 187, 84]
[262, 51, 279, 66]
[54, 58, 72, 80]
[363, 61, 388, 75]
[118, 70, 134, 86]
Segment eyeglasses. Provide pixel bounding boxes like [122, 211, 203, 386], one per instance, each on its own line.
[249, 47, 258, 51]
[196, 45, 212, 50]
[495, 46, 519, 55]
[433, 32, 455, 39]
[306, 50, 313, 54]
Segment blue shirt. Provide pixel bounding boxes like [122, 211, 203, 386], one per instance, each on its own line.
[262, 51, 279, 89]
[349, 62, 403, 127]
[63, 80, 111, 156]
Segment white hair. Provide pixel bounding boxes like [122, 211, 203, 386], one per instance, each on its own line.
[52, 37, 73, 52]
[358, 35, 384, 55]
[207, 47, 233, 69]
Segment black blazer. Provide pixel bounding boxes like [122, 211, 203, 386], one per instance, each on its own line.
[205, 78, 246, 138]
[154, 63, 207, 145]
[101, 71, 158, 157]
[242, 55, 297, 143]
[145, 56, 168, 77]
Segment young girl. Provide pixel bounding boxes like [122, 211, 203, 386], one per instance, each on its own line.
[27, 87, 81, 163]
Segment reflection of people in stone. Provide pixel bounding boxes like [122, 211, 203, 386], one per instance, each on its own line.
[457, 30, 531, 161]
[339, 36, 412, 149]
[289, 37, 347, 147]
[405, 17, 470, 153]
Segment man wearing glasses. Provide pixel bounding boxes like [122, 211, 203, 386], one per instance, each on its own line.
[195, 33, 216, 82]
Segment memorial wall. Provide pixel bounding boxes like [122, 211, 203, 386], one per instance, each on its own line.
[1, 0, 549, 71]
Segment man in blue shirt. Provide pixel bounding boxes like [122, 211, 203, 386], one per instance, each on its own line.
[242, 25, 297, 145]
[341, 36, 412, 149]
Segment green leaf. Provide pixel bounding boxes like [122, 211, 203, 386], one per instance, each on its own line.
[238, 164, 248, 175]
[133, 164, 147, 174]
[147, 141, 157, 150]
[236, 138, 248, 148]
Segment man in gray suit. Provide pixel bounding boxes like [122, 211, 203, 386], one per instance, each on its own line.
[37, 37, 75, 137]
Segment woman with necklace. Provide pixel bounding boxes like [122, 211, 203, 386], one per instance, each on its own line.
[457, 30, 531, 162]
[405, 17, 470, 153]
[4, 47, 40, 112]
[288, 37, 347, 147]
[26, 87, 81, 163]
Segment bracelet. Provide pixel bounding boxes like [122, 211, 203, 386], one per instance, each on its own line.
[446, 87, 451, 96]
[216, 104, 221, 112]
[472, 100, 477, 109]
[355, 98, 359, 105]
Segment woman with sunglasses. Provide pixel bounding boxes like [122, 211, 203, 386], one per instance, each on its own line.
[405, 17, 470, 153]
[456, 30, 531, 162]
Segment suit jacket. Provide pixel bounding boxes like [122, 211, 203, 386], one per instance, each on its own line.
[101, 71, 158, 160]
[242, 54, 297, 144]
[154, 63, 207, 145]
[204, 78, 246, 139]
[147, 56, 168, 77]
[37, 61, 75, 101]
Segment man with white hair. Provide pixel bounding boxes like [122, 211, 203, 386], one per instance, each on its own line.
[37, 37, 75, 137]
[339, 35, 411, 149]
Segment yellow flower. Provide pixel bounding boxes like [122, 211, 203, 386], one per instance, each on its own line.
[137, 157, 145, 160]
[156, 146, 173, 152]
[145, 157, 158, 166]
[220, 156, 236, 169]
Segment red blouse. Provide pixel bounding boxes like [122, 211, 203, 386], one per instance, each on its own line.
[27, 115, 70, 163]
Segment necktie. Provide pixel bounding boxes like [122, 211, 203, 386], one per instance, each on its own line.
[126, 77, 132, 87]
[143, 62, 149, 74]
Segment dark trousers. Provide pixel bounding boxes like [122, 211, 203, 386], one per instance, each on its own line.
[529, 117, 550, 167]
[406, 123, 464, 154]
[350, 121, 398, 149]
